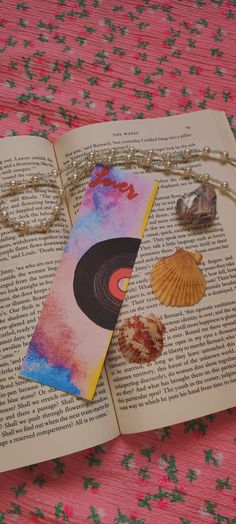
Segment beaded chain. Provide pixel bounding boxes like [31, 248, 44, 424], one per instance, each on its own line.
[0, 146, 235, 235]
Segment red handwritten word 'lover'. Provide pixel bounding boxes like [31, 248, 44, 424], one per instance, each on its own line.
[89, 166, 138, 200]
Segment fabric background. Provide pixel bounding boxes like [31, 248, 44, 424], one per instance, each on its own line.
[0, 1, 236, 523]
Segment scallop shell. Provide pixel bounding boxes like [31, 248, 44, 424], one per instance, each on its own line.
[118, 314, 166, 364]
[150, 249, 206, 307]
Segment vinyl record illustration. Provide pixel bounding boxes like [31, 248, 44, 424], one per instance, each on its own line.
[73, 237, 141, 330]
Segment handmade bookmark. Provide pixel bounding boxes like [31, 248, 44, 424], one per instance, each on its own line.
[20, 165, 158, 400]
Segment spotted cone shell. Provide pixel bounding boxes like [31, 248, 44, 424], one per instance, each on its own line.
[118, 314, 166, 363]
[150, 249, 206, 307]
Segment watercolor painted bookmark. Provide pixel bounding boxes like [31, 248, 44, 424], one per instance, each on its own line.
[20, 165, 158, 400]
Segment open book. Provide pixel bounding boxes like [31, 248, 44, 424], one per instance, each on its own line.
[0, 110, 236, 473]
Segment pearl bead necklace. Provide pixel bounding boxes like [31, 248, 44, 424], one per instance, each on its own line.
[0, 172, 64, 235]
[0, 147, 235, 235]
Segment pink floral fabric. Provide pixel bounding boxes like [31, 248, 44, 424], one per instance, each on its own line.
[0, 1, 236, 522]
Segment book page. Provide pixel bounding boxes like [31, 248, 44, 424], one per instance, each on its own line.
[0, 136, 119, 473]
[54, 110, 236, 433]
